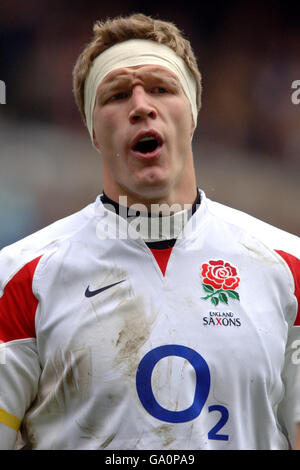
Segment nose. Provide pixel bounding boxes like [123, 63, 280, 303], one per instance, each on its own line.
[129, 86, 157, 124]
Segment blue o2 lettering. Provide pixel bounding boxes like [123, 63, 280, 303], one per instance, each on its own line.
[136, 345, 210, 423]
[136, 345, 229, 440]
[208, 405, 229, 441]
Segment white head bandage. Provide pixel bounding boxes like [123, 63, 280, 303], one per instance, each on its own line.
[84, 39, 198, 142]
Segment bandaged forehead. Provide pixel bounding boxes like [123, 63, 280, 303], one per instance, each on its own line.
[84, 39, 198, 141]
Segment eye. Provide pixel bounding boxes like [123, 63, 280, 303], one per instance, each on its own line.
[151, 87, 168, 94]
[108, 92, 128, 102]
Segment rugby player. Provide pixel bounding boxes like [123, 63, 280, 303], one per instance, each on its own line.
[0, 13, 299, 449]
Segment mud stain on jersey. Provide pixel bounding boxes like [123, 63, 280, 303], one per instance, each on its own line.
[18, 347, 92, 449]
[154, 424, 175, 448]
[39, 347, 92, 410]
[14, 428, 37, 450]
[100, 432, 117, 449]
[86, 266, 129, 322]
[240, 240, 278, 265]
[113, 295, 155, 380]
[76, 420, 103, 443]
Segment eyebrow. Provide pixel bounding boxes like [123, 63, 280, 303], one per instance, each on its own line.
[97, 67, 180, 99]
[140, 69, 180, 87]
[102, 74, 131, 90]
[97, 75, 132, 102]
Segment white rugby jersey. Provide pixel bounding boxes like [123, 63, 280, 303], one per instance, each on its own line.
[0, 190, 299, 450]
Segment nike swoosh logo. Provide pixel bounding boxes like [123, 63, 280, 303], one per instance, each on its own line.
[85, 279, 126, 298]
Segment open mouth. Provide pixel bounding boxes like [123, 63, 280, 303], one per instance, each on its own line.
[131, 132, 163, 155]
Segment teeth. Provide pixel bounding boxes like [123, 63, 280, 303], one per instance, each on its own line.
[139, 136, 156, 142]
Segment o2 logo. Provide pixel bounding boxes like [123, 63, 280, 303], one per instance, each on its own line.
[136, 345, 229, 441]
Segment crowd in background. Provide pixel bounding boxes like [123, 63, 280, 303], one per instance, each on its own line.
[0, 0, 300, 247]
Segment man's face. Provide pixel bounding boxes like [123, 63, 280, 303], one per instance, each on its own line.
[92, 64, 195, 203]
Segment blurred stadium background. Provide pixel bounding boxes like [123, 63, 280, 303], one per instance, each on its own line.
[0, 0, 300, 249]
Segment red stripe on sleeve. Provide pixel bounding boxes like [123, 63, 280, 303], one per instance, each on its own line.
[0, 256, 42, 343]
[275, 250, 300, 326]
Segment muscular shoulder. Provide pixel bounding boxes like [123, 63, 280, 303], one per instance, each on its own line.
[0, 201, 96, 343]
[206, 197, 300, 325]
[0, 201, 95, 289]
[206, 198, 300, 259]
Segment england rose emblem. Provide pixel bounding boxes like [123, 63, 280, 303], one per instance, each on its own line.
[201, 260, 240, 306]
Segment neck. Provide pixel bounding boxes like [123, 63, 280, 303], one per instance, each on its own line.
[100, 188, 201, 244]
[107, 188, 198, 214]
[103, 171, 198, 214]
[101, 188, 201, 217]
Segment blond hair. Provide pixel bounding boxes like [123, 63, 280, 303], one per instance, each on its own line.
[72, 13, 202, 125]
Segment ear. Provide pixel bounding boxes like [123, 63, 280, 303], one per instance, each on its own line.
[190, 114, 196, 140]
[93, 130, 101, 153]
[189, 105, 197, 134]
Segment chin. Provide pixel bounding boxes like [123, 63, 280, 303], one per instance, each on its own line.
[133, 177, 173, 200]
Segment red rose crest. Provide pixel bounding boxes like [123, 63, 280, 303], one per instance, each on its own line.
[201, 260, 240, 306]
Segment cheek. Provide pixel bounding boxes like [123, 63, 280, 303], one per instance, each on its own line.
[93, 109, 118, 148]
[171, 111, 193, 156]
[171, 98, 194, 136]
